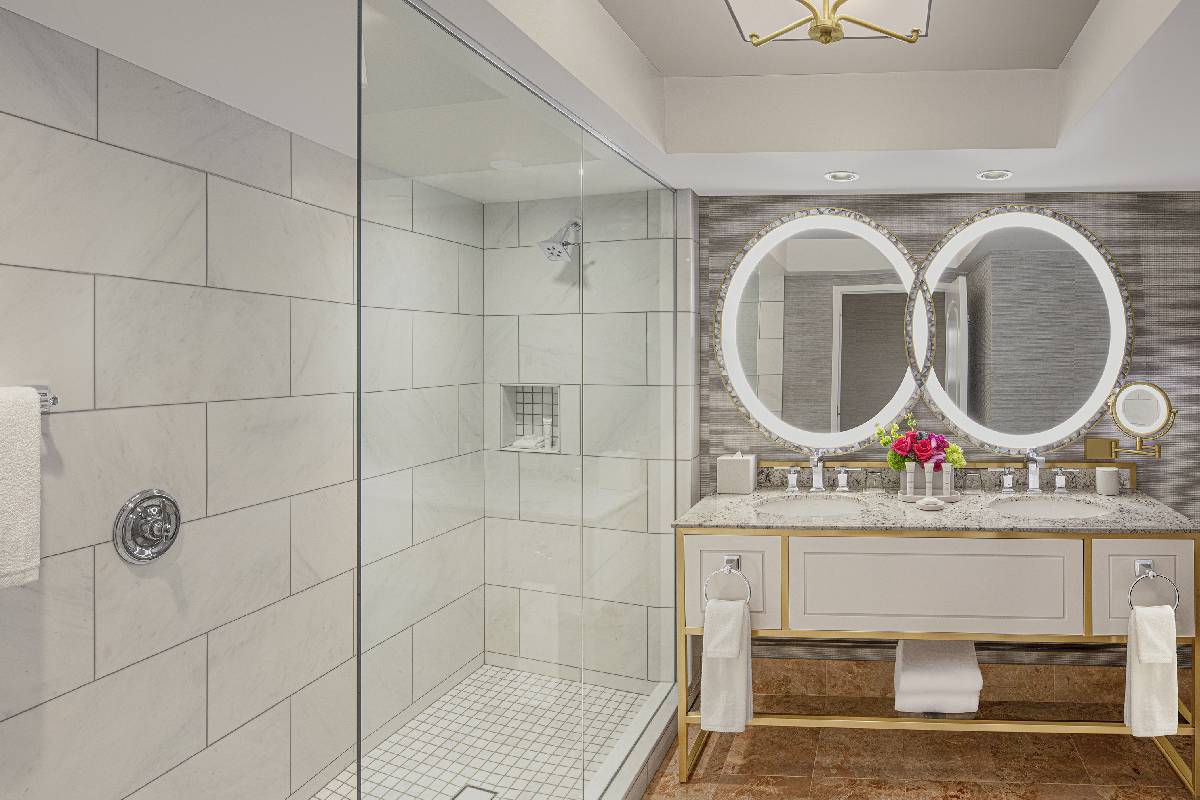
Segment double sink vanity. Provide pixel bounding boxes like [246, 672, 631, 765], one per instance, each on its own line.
[673, 204, 1199, 794]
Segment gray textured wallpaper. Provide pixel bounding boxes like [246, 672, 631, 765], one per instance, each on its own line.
[698, 193, 1200, 520]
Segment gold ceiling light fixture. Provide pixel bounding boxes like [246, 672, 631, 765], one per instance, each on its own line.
[749, 0, 922, 46]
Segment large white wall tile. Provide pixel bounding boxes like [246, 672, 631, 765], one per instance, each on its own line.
[98, 54, 289, 194]
[582, 385, 673, 459]
[291, 299, 355, 396]
[485, 584, 519, 656]
[647, 460, 677, 534]
[43, 404, 206, 555]
[0, 265, 93, 412]
[645, 312, 677, 386]
[361, 167, 412, 230]
[413, 452, 483, 544]
[95, 501, 290, 675]
[675, 189, 697, 240]
[485, 450, 519, 520]
[0, 114, 205, 282]
[518, 452, 582, 525]
[126, 703, 290, 800]
[361, 629, 413, 736]
[208, 176, 353, 303]
[360, 521, 483, 648]
[582, 239, 674, 313]
[412, 182, 482, 247]
[484, 247, 579, 315]
[95, 278, 289, 406]
[0, 549, 93, 721]
[560, 384, 582, 456]
[413, 587, 484, 698]
[291, 482, 356, 593]
[207, 572, 353, 740]
[291, 660, 355, 791]
[361, 469, 413, 564]
[484, 317, 518, 384]
[677, 239, 697, 313]
[647, 189, 674, 239]
[583, 313, 646, 385]
[362, 307, 412, 392]
[360, 221, 457, 312]
[519, 590, 581, 668]
[0, 638, 206, 800]
[581, 192, 648, 241]
[0, 9, 95, 135]
[583, 598, 646, 678]
[412, 313, 482, 387]
[518, 315, 581, 384]
[207, 394, 353, 514]
[583, 456, 647, 532]
[676, 385, 699, 460]
[460, 245, 483, 314]
[517, 197, 580, 246]
[646, 607, 675, 683]
[291, 135, 356, 216]
[483, 202, 518, 248]
[582, 529, 670, 608]
[361, 386, 457, 476]
[486, 518, 580, 595]
[459, 384, 484, 454]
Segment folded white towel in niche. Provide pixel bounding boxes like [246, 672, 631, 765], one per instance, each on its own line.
[1125, 605, 1178, 737]
[700, 599, 753, 733]
[895, 690, 980, 714]
[894, 639, 983, 695]
[0, 386, 41, 588]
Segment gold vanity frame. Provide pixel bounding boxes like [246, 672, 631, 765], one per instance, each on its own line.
[673, 464, 1199, 796]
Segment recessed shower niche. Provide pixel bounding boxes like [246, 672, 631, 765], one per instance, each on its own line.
[499, 384, 561, 453]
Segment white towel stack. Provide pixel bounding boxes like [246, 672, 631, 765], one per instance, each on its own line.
[894, 640, 983, 714]
[1125, 605, 1178, 737]
[0, 386, 41, 588]
[700, 599, 753, 732]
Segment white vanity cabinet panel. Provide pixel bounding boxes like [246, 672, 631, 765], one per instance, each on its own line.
[788, 537, 1084, 635]
[684, 535, 781, 629]
[1091, 539, 1195, 636]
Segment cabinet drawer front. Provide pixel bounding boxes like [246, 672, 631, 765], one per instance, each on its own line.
[789, 537, 1083, 635]
[684, 535, 781, 629]
[1091, 539, 1195, 636]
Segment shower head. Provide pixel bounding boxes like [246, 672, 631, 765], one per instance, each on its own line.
[538, 220, 581, 262]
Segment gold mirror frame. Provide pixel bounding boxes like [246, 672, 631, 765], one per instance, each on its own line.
[1111, 380, 1176, 441]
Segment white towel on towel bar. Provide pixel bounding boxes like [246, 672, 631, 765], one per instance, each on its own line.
[700, 599, 753, 733]
[0, 386, 41, 588]
[1125, 605, 1178, 737]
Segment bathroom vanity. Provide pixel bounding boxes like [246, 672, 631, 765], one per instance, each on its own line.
[673, 482, 1200, 789]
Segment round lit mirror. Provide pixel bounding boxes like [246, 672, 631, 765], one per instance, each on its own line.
[1112, 381, 1175, 439]
[716, 209, 928, 454]
[913, 207, 1132, 454]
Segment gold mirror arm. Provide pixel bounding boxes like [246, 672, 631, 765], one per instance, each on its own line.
[836, 15, 921, 43]
[749, 15, 815, 47]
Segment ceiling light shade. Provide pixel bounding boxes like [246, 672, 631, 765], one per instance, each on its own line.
[738, 0, 925, 47]
[824, 170, 860, 182]
[976, 169, 1014, 182]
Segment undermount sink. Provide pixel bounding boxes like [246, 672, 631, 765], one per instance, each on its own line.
[754, 494, 865, 520]
[987, 495, 1110, 521]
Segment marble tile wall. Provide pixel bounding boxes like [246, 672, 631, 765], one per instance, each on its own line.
[480, 189, 698, 693]
[0, 10, 361, 800]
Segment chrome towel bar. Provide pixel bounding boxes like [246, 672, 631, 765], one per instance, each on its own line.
[703, 554, 752, 603]
[1128, 568, 1181, 612]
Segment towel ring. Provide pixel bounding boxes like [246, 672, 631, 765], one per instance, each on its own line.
[703, 564, 752, 603]
[1128, 568, 1181, 612]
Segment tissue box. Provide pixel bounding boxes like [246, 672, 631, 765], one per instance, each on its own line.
[716, 453, 757, 494]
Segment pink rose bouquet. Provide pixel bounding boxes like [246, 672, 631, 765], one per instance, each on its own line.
[875, 414, 966, 472]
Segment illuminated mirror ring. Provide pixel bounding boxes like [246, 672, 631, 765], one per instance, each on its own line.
[715, 208, 930, 455]
[906, 205, 1133, 456]
[1112, 381, 1175, 440]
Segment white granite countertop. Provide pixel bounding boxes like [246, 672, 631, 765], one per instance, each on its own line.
[674, 488, 1198, 534]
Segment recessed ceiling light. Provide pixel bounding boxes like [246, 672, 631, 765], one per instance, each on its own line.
[489, 159, 522, 171]
[824, 170, 859, 183]
[976, 169, 1013, 182]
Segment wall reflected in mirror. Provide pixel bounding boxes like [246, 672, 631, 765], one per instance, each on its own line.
[733, 228, 941, 433]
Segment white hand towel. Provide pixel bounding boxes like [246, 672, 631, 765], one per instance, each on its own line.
[0, 387, 41, 588]
[894, 640, 983, 695]
[1125, 605, 1178, 737]
[700, 599, 753, 733]
[895, 690, 980, 714]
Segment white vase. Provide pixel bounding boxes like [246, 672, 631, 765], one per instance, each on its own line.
[924, 462, 935, 497]
[942, 464, 954, 497]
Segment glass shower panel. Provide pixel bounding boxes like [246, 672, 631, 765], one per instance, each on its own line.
[352, 1, 588, 799]
[579, 134, 677, 796]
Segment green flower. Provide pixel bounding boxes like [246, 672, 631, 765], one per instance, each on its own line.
[945, 443, 966, 469]
[886, 450, 908, 472]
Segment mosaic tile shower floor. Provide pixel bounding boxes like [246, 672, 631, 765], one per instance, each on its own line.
[315, 666, 648, 800]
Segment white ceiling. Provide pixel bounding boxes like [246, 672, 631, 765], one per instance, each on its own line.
[598, 0, 1099, 77]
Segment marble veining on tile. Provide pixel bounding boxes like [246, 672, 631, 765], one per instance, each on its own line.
[0, 8, 96, 136]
